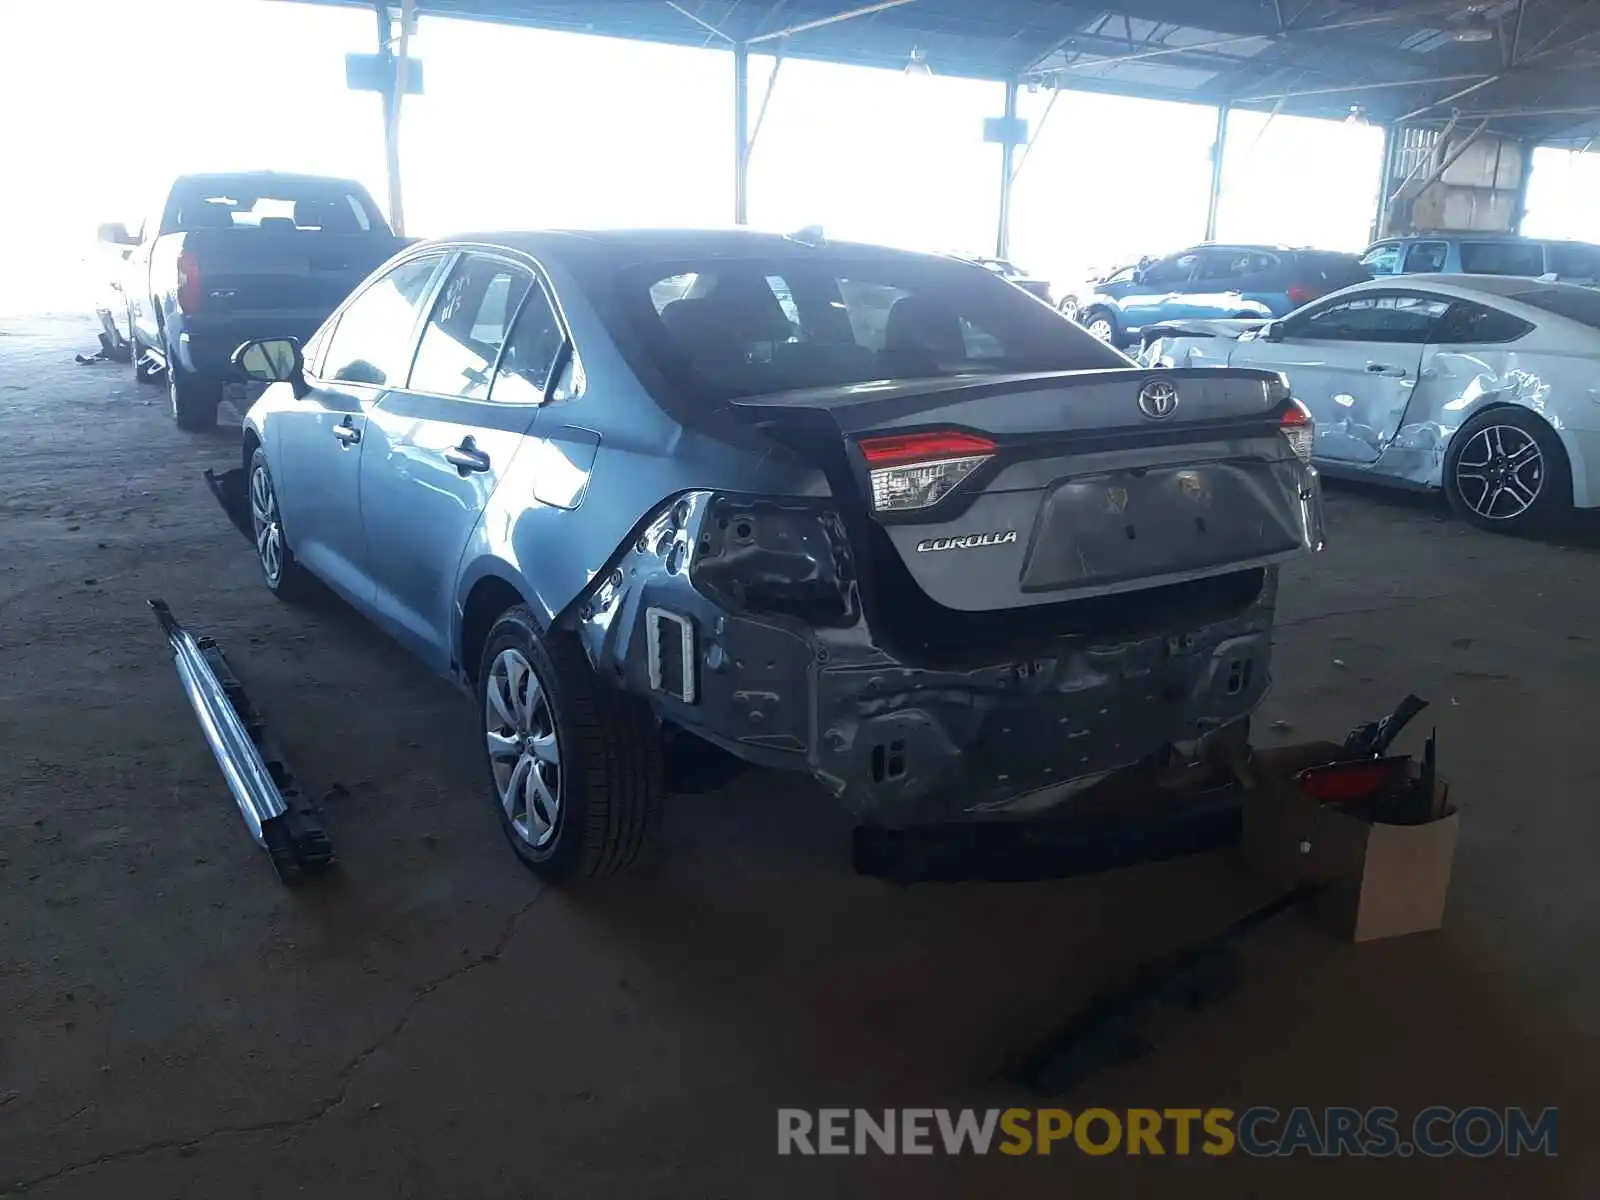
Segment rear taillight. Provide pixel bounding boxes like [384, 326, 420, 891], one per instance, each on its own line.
[1279, 397, 1314, 463]
[176, 250, 202, 312]
[1285, 283, 1322, 305]
[857, 431, 996, 513]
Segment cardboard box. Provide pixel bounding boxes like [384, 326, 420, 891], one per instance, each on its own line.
[1242, 742, 1458, 942]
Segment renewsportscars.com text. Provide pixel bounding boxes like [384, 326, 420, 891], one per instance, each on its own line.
[777, 1106, 1558, 1158]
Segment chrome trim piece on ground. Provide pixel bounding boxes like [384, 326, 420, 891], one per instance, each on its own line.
[149, 599, 333, 883]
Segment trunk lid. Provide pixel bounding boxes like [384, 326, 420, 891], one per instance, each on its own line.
[730, 367, 1321, 614]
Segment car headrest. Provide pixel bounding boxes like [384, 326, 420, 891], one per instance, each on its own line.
[258, 216, 297, 232]
[884, 294, 965, 358]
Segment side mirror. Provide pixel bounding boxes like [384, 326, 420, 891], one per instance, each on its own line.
[97, 222, 136, 247]
[1261, 321, 1284, 342]
[232, 337, 306, 395]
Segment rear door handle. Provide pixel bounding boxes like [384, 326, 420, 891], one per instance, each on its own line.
[332, 421, 361, 446]
[443, 438, 491, 475]
[1366, 363, 1407, 377]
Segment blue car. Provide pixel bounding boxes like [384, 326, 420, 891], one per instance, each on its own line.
[1077, 244, 1369, 346]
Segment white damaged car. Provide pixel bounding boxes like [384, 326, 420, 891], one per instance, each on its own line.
[1138, 274, 1600, 532]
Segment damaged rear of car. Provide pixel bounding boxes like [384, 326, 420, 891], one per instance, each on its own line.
[223, 230, 1324, 881]
[569, 243, 1324, 828]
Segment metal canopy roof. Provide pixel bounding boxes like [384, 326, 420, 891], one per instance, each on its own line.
[299, 0, 1600, 142]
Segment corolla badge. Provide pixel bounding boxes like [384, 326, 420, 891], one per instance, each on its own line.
[916, 531, 1018, 553]
[1137, 379, 1180, 419]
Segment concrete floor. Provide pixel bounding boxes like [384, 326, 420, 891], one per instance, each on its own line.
[1, 313, 1594, 1198]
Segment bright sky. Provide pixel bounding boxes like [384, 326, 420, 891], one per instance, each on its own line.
[2, 0, 1593, 314]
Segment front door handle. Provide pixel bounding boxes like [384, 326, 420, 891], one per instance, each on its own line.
[332, 421, 361, 446]
[443, 438, 491, 475]
[1366, 362, 1407, 377]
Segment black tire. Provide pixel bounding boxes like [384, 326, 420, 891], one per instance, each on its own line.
[1080, 306, 1121, 346]
[168, 351, 220, 432]
[1444, 407, 1571, 534]
[248, 448, 315, 602]
[478, 605, 663, 882]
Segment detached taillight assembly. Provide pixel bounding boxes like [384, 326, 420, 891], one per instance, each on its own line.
[1279, 397, 1314, 463]
[857, 431, 996, 513]
[176, 250, 202, 312]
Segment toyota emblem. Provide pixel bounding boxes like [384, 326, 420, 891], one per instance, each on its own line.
[1137, 379, 1179, 419]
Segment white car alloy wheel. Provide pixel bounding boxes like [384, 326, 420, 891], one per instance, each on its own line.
[1452, 423, 1544, 522]
[249, 462, 284, 586]
[1085, 316, 1114, 343]
[485, 647, 562, 848]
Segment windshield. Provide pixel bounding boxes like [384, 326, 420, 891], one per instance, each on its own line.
[617, 254, 1127, 403]
[165, 180, 380, 234]
[1506, 287, 1600, 331]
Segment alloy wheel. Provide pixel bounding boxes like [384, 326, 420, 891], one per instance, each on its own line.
[1086, 317, 1114, 343]
[485, 648, 562, 848]
[1453, 423, 1544, 521]
[249, 464, 284, 585]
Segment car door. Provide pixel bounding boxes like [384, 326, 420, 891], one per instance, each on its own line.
[273, 253, 446, 608]
[1118, 251, 1201, 327]
[358, 252, 566, 673]
[1185, 249, 1273, 319]
[1229, 292, 1447, 464]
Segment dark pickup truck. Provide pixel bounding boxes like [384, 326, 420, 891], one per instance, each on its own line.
[99, 171, 407, 430]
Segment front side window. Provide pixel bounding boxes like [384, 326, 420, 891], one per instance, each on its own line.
[616, 255, 1125, 404]
[1292, 294, 1449, 343]
[1199, 250, 1275, 281]
[321, 255, 442, 386]
[1361, 243, 1402, 275]
[409, 256, 533, 399]
[1142, 253, 1198, 286]
[1459, 241, 1546, 277]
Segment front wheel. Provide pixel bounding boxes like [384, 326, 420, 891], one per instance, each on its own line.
[479, 606, 663, 882]
[1081, 306, 1120, 345]
[1058, 295, 1080, 323]
[248, 448, 314, 601]
[1444, 408, 1571, 533]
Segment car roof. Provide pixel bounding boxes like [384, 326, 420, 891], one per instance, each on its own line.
[408, 227, 971, 269]
[173, 170, 367, 189]
[1335, 273, 1592, 300]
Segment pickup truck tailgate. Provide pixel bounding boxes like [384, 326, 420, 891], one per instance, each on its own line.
[180, 229, 402, 320]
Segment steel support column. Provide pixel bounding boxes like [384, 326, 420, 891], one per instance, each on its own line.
[1204, 102, 1229, 241]
[375, 4, 406, 236]
[996, 78, 1019, 258]
[1374, 120, 1399, 238]
[734, 41, 750, 225]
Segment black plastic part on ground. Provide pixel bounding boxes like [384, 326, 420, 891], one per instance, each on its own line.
[205, 466, 253, 543]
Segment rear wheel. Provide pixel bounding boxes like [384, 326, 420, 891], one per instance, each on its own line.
[168, 353, 220, 432]
[479, 605, 663, 882]
[1058, 295, 1080, 323]
[1081, 306, 1119, 345]
[1444, 408, 1570, 533]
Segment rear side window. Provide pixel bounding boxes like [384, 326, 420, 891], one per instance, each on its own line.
[1361, 243, 1402, 275]
[617, 255, 1126, 404]
[1198, 249, 1276, 280]
[321, 255, 442, 386]
[489, 284, 566, 405]
[1432, 301, 1533, 345]
[1505, 287, 1600, 331]
[1459, 241, 1546, 276]
[1547, 243, 1600, 279]
[409, 256, 533, 399]
[1403, 242, 1449, 273]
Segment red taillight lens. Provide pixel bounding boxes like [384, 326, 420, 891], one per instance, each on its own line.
[856, 431, 996, 513]
[857, 431, 996, 467]
[176, 250, 202, 312]
[1296, 757, 1408, 804]
[1286, 283, 1321, 305]
[1279, 397, 1314, 462]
